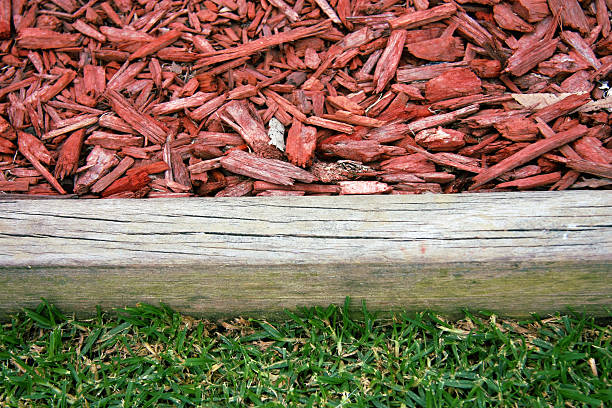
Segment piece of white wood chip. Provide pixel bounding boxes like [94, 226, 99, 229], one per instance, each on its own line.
[511, 93, 581, 109]
[512, 92, 611, 113]
[577, 95, 612, 113]
[268, 117, 285, 151]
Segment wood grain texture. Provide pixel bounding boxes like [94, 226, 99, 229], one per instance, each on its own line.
[0, 191, 610, 318]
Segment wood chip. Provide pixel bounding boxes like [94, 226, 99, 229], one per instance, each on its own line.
[472, 125, 588, 188]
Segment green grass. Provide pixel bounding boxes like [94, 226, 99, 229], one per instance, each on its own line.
[0, 299, 610, 407]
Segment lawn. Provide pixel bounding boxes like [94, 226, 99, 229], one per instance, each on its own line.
[1, 299, 610, 407]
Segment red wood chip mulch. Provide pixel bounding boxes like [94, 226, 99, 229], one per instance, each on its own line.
[0, 0, 610, 198]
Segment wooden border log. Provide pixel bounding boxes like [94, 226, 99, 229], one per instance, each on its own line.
[0, 191, 610, 318]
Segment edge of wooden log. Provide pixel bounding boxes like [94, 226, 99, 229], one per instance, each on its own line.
[0, 191, 610, 318]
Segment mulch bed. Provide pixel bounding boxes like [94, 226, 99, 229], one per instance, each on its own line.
[0, 0, 610, 198]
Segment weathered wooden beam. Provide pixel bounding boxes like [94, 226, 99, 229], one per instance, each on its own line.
[0, 191, 610, 318]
